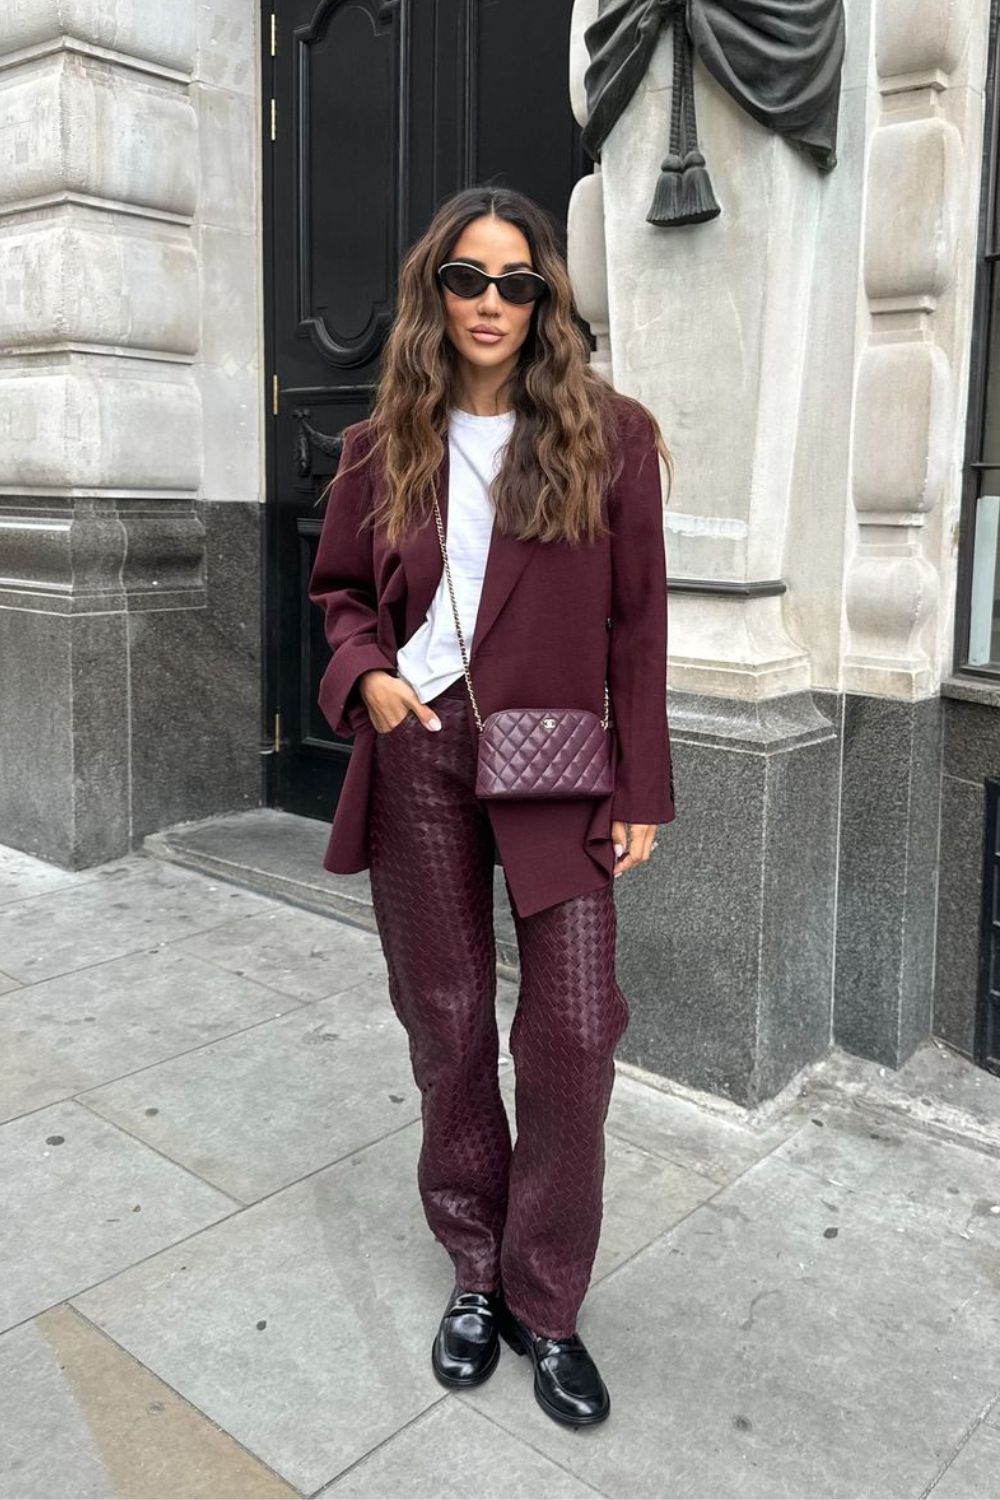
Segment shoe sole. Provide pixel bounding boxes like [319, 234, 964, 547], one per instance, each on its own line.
[430, 1335, 501, 1389]
[498, 1316, 611, 1427]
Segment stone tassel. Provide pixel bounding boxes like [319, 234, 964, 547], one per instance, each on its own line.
[648, 9, 720, 228]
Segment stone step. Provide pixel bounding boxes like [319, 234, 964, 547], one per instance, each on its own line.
[143, 808, 521, 975]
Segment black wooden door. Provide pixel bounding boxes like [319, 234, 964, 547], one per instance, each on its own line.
[262, 0, 587, 818]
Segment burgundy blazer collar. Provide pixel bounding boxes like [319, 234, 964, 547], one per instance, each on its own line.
[395, 433, 535, 659]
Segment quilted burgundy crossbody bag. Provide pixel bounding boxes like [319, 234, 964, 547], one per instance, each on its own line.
[433, 497, 614, 800]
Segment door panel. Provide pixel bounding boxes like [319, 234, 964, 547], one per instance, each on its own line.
[263, 0, 586, 818]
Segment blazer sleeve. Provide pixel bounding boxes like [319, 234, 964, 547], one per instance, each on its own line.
[307, 424, 396, 739]
[607, 402, 677, 826]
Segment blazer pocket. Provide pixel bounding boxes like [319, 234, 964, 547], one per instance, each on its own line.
[374, 709, 413, 737]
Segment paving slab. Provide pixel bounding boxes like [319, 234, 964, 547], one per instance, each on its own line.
[0, 1305, 295, 1500]
[0, 860, 278, 982]
[594, 1133, 720, 1284]
[0, 947, 300, 1124]
[78, 980, 424, 1202]
[173, 904, 388, 1002]
[604, 1071, 805, 1186]
[0, 846, 98, 906]
[770, 1102, 1000, 1243]
[72, 1124, 456, 1495]
[1, 1101, 236, 1332]
[928, 1424, 1000, 1499]
[815, 1040, 1000, 1143]
[317, 1398, 601, 1498]
[7, 837, 1000, 1500]
[459, 1154, 1000, 1499]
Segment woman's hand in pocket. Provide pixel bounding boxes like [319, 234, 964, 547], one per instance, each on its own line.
[359, 670, 442, 734]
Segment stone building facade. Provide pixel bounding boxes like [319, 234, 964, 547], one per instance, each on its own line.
[1, 0, 997, 1107]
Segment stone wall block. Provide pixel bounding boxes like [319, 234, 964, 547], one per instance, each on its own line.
[669, 593, 811, 699]
[0, 218, 198, 353]
[0, 496, 205, 609]
[844, 552, 940, 667]
[0, 55, 197, 216]
[843, 8, 981, 707]
[0, 0, 197, 74]
[0, 2, 261, 876]
[198, 223, 255, 369]
[67, 504, 128, 598]
[567, 171, 609, 331]
[0, 366, 202, 492]
[194, 82, 255, 233]
[852, 342, 951, 512]
[0, 502, 124, 603]
[118, 502, 206, 596]
[0, 606, 131, 865]
[569, 0, 600, 128]
[875, 0, 973, 82]
[195, 0, 256, 96]
[864, 119, 962, 302]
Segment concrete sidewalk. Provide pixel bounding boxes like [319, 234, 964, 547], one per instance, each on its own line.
[1, 843, 1000, 1500]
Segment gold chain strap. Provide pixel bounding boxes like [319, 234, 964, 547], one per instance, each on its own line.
[432, 495, 484, 732]
[431, 496, 610, 734]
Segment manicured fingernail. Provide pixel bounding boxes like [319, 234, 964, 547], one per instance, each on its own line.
[614, 843, 625, 858]
[427, 716, 442, 731]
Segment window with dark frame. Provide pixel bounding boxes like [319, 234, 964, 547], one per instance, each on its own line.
[961, 1, 1000, 677]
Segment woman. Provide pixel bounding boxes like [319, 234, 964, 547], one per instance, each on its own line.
[308, 186, 675, 1429]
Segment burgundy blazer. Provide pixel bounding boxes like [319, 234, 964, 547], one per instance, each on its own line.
[307, 393, 676, 919]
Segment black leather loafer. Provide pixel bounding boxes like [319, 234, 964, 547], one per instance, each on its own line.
[431, 1286, 502, 1388]
[498, 1303, 611, 1427]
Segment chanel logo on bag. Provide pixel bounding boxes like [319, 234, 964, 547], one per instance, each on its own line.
[542, 716, 557, 730]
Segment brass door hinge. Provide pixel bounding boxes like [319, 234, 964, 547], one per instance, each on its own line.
[272, 373, 279, 416]
[270, 12, 277, 56]
[261, 711, 284, 756]
[270, 97, 277, 140]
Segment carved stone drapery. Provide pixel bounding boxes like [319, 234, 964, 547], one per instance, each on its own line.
[582, 0, 846, 226]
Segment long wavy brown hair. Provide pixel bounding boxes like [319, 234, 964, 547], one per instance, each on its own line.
[334, 185, 672, 544]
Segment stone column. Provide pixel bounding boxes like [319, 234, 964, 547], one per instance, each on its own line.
[568, 0, 612, 385]
[835, 0, 989, 1065]
[568, 0, 868, 1104]
[569, 0, 991, 1098]
[0, 0, 262, 866]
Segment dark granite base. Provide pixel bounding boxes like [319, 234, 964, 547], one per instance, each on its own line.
[614, 684, 991, 1104]
[130, 501, 261, 838]
[834, 694, 942, 1068]
[614, 689, 840, 1106]
[934, 695, 1000, 1058]
[0, 497, 261, 868]
[0, 608, 130, 866]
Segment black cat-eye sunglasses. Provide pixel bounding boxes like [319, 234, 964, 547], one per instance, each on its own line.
[437, 260, 549, 306]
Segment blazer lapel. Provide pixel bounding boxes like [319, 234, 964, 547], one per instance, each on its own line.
[397, 433, 535, 657]
[470, 524, 534, 657]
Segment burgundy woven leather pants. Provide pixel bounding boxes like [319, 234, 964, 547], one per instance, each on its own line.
[367, 676, 630, 1340]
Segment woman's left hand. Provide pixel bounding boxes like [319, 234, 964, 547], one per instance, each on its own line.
[612, 821, 658, 877]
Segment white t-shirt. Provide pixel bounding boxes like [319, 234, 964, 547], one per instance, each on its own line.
[395, 405, 515, 704]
